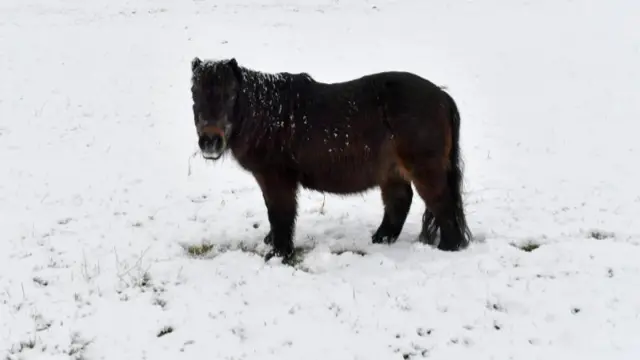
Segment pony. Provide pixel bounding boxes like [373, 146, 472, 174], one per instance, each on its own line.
[190, 57, 472, 264]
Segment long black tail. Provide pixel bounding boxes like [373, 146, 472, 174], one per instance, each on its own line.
[443, 89, 473, 248]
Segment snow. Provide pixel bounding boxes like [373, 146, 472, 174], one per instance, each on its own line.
[2, 0, 640, 359]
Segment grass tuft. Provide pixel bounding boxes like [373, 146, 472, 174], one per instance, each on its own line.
[185, 243, 215, 257]
[588, 229, 614, 240]
[511, 240, 541, 252]
[157, 326, 174, 337]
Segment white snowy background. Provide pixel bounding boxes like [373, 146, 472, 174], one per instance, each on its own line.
[1, 0, 640, 359]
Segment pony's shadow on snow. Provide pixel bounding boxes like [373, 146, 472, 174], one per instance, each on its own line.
[178, 233, 366, 263]
[178, 221, 486, 271]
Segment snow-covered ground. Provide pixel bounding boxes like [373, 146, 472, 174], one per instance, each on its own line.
[2, 0, 640, 359]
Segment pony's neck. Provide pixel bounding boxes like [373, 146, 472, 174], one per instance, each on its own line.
[240, 68, 289, 117]
[230, 67, 291, 146]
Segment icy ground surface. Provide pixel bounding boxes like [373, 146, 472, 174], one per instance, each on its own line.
[2, 0, 640, 359]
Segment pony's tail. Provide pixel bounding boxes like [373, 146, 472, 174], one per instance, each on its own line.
[443, 89, 473, 248]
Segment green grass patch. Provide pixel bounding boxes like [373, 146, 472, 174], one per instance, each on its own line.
[184, 243, 215, 257]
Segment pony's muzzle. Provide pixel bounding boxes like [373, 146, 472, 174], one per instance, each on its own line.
[198, 132, 226, 160]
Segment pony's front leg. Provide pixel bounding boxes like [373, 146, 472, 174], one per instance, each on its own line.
[263, 229, 274, 245]
[253, 171, 299, 264]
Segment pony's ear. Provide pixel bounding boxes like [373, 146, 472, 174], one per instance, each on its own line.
[227, 58, 238, 69]
[191, 57, 202, 73]
[227, 58, 242, 82]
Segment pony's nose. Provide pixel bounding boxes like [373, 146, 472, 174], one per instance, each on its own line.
[198, 133, 222, 152]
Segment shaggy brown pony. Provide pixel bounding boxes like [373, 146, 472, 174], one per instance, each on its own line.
[190, 57, 473, 264]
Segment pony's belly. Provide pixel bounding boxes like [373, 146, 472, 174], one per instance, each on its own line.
[298, 167, 378, 194]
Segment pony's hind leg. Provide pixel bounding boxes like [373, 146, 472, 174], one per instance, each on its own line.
[421, 209, 437, 246]
[372, 175, 413, 244]
[412, 161, 469, 251]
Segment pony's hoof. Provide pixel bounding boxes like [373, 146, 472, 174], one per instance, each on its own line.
[437, 240, 468, 252]
[264, 246, 295, 265]
[263, 230, 274, 245]
[371, 233, 397, 244]
[418, 232, 439, 247]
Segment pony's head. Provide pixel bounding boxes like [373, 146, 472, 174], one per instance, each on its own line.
[190, 57, 242, 160]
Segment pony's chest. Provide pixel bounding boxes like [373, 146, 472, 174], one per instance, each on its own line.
[230, 142, 291, 172]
